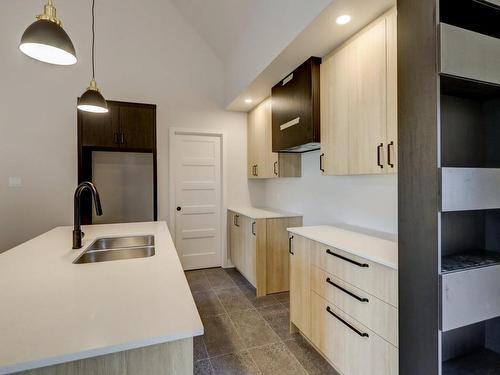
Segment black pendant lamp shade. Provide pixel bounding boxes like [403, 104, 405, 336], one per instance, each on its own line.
[78, 0, 108, 114]
[77, 79, 108, 113]
[19, 1, 77, 65]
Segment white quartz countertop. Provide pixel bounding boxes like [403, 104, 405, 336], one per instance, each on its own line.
[228, 207, 302, 219]
[287, 225, 398, 270]
[0, 221, 203, 374]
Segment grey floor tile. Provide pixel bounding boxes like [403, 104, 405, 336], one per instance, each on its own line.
[186, 270, 211, 292]
[192, 290, 226, 318]
[194, 335, 209, 362]
[215, 287, 254, 313]
[203, 314, 245, 357]
[210, 351, 261, 375]
[194, 359, 214, 375]
[274, 291, 290, 305]
[258, 303, 298, 341]
[285, 336, 338, 375]
[250, 342, 307, 375]
[224, 268, 252, 287]
[238, 283, 280, 308]
[229, 309, 281, 349]
[205, 267, 238, 290]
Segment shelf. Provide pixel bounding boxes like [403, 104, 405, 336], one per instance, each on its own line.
[443, 348, 500, 375]
[442, 250, 500, 274]
[440, 0, 500, 39]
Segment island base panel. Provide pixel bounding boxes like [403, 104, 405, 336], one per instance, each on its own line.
[17, 338, 193, 375]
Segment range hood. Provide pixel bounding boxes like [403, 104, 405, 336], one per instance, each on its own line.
[271, 57, 321, 153]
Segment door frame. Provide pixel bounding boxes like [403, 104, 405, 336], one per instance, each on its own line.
[168, 128, 227, 268]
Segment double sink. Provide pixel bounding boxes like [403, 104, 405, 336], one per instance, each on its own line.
[74, 235, 155, 264]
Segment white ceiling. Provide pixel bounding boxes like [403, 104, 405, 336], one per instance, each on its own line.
[170, 0, 264, 62]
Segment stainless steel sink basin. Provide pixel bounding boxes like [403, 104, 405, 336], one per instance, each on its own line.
[74, 235, 155, 264]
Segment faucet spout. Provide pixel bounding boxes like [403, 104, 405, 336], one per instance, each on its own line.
[73, 182, 103, 249]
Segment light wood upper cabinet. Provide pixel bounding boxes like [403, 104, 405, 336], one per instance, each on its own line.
[247, 98, 301, 179]
[321, 9, 398, 175]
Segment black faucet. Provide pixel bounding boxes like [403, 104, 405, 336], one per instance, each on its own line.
[73, 182, 103, 249]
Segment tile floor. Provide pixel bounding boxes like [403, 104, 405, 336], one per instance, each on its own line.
[185, 267, 339, 375]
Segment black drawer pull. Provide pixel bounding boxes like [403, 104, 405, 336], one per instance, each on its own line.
[252, 221, 256, 236]
[289, 235, 294, 255]
[326, 278, 369, 303]
[235, 214, 240, 227]
[326, 306, 369, 338]
[326, 249, 369, 268]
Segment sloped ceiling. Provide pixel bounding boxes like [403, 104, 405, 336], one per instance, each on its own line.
[170, 0, 263, 62]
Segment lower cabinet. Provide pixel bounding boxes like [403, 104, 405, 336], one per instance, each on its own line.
[289, 234, 398, 375]
[228, 210, 302, 296]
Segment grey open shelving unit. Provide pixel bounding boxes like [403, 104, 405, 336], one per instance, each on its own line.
[398, 0, 500, 373]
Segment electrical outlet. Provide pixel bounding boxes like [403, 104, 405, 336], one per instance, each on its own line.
[8, 177, 22, 188]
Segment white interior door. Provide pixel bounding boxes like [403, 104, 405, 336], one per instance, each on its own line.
[173, 133, 221, 270]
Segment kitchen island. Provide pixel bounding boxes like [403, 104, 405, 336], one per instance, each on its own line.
[0, 221, 202, 375]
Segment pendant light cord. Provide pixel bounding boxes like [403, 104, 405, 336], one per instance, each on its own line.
[91, 0, 96, 79]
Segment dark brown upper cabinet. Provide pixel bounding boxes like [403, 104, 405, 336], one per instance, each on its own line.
[271, 56, 321, 153]
[78, 100, 156, 151]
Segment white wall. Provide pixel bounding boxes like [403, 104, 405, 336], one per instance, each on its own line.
[0, 0, 251, 252]
[260, 151, 398, 235]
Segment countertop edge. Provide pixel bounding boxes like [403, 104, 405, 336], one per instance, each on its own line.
[228, 207, 302, 219]
[287, 226, 398, 270]
[0, 328, 204, 375]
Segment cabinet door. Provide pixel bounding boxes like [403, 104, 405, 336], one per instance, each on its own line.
[80, 102, 120, 148]
[119, 105, 155, 150]
[242, 216, 257, 286]
[248, 98, 278, 179]
[386, 10, 398, 173]
[348, 18, 388, 175]
[320, 45, 350, 175]
[290, 234, 311, 337]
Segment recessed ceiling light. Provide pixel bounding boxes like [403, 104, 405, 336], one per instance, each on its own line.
[336, 15, 351, 25]
[244, 98, 253, 104]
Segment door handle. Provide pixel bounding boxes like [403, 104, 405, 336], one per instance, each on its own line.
[320, 153, 325, 172]
[252, 221, 256, 236]
[326, 249, 369, 268]
[387, 141, 394, 168]
[274, 161, 278, 176]
[289, 235, 294, 255]
[326, 306, 369, 338]
[176, 206, 181, 211]
[377, 143, 384, 168]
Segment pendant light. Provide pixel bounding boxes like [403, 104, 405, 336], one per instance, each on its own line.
[19, 0, 77, 65]
[77, 0, 108, 114]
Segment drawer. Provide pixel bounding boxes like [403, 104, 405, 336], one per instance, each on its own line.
[440, 23, 500, 86]
[311, 240, 398, 307]
[311, 292, 398, 375]
[442, 264, 500, 331]
[311, 265, 398, 347]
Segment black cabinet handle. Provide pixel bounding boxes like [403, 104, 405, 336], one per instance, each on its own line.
[387, 141, 394, 168]
[252, 221, 256, 236]
[274, 161, 278, 176]
[326, 306, 369, 338]
[255, 164, 258, 177]
[326, 278, 369, 303]
[252, 165, 256, 176]
[320, 153, 325, 172]
[326, 249, 369, 268]
[235, 214, 240, 227]
[289, 235, 294, 255]
[377, 143, 384, 168]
